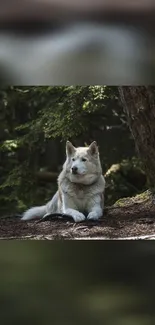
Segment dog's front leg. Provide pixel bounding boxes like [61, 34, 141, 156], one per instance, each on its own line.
[62, 194, 86, 222]
[87, 195, 104, 220]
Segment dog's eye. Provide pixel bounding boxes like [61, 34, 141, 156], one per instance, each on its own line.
[72, 158, 75, 161]
[81, 158, 87, 162]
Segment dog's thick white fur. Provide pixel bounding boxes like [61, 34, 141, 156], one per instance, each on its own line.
[22, 141, 105, 222]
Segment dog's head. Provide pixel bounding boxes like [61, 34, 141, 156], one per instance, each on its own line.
[65, 141, 102, 184]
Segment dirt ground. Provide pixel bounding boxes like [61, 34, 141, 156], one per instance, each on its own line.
[1, 193, 155, 240]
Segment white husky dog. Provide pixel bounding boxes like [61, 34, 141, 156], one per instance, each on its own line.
[22, 141, 105, 222]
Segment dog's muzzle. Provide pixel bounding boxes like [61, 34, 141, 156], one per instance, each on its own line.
[72, 166, 78, 175]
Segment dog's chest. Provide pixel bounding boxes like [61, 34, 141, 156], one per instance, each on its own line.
[76, 186, 85, 199]
[72, 185, 92, 209]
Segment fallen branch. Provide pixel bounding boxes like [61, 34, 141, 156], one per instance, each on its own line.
[35, 171, 58, 182]
[72, 234, 155, 240]
[1, 234, 155, 240]
[36, 213, 73, 223]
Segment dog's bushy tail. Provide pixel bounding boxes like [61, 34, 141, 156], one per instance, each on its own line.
[21, 206, 46, 221]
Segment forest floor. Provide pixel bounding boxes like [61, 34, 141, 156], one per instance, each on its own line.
[1, 191, 155, 240]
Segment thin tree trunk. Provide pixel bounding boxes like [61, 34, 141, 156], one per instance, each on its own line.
[118, 86, 155, 188]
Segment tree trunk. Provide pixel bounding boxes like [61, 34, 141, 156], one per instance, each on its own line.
[118, 86, 155, 188]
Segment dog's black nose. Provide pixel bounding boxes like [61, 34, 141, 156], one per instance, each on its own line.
[72, 166, 78, 174]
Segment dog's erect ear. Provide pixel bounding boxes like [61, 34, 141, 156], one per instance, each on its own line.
[88, 141, 98, 156]
[66, 141, 76, 156]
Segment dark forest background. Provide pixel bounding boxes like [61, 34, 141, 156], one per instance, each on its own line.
[0, 86, 147, 215]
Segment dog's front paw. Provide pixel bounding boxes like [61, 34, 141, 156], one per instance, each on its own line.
[72, 211, 86, 223]
[87, 212, 101, 221]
